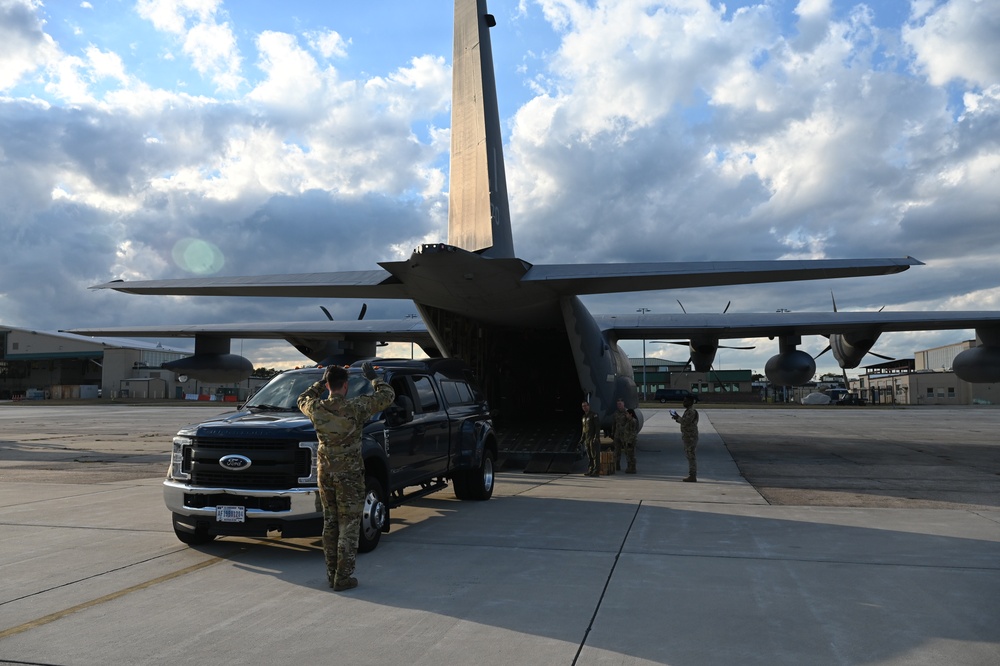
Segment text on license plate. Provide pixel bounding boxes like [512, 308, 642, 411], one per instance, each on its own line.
[216, 505, 245, 522]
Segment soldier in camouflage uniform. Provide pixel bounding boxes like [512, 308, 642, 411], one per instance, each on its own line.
[611, 399, 629, 472]
[623, 408, 638, 474]
[671, 395, 699, 482]
[579, 400, 601, 476]
[298, 363, 394, 591]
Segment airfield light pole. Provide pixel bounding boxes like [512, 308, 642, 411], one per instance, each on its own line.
[637, 308, 651, 400]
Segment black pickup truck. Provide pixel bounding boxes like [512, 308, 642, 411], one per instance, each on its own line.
[166, 359, 497, 552]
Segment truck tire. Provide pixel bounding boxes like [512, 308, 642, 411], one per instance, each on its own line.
[454, 449, 495, 501]
[358, 475, 387, 553]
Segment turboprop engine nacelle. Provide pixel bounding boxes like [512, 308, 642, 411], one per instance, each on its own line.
[290, 337, 381, 366]
[764, 336, 816, 386]
[953, 329, 1000, 383]
[161, 335, 253, 383]
[689, 340, 719, 373]
[162, 353, 253, 383]
[829, 331, 879, 369]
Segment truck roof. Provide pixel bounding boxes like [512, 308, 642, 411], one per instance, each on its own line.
[282, 358, 476, 381]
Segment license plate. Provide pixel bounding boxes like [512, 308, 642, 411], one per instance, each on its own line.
[216, 505, 245, 522]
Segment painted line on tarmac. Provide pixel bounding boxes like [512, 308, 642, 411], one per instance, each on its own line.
[0, 556, 225, 639]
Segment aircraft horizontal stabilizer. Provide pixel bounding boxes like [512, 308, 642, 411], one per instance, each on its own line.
[523, 257, 921, 295]
[90, 270, 407, 299]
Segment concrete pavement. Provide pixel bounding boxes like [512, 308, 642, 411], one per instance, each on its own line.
[1, 406, 999, 665]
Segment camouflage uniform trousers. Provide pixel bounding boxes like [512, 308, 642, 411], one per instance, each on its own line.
[682, 436, 698, 478]
[623, 435, 637, 472]
[318, 466, 365, 585]
[612, 411, 629, 470]
[612, 436, 626, 470]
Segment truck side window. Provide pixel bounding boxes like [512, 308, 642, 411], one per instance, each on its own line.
[441, 380, 474, 405]
[412, 376, 439, 413]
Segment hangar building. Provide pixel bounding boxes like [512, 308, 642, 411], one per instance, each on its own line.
[0, 325, 255, 401]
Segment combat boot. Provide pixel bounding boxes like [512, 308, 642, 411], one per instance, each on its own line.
[682, 475, 697, 482]
[332, 576, 358, 591]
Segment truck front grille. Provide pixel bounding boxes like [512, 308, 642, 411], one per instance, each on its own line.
[189, 438, 313, 489]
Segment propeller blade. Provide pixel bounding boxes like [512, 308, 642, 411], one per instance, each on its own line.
[720, 344, 755, 350]
[651, 340, 689, 346]
[676, 299, 687, 314]
[358, 303, 367, 320]
[723, 300, 731, 314]
[867, 350, 895, 361]
[830, 291, 838, 313]
[320, 306, 333, 321]
[814, 345, 831, 359]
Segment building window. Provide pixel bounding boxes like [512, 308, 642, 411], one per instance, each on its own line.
[936, 388, 945, 398]
[926, 388, 934, 398]
[948, 387, 956, 398]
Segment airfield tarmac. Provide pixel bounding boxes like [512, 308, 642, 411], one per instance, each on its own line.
[1, 403, 998, 665]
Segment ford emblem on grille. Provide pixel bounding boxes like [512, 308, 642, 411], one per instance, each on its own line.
[219, 454, 252, 471]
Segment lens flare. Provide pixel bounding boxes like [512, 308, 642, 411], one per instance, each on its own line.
[172, 238, 225, 275]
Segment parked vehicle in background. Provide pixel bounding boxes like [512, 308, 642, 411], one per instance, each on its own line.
[166, 358, 496, 552]
[654, 388, 700, 404]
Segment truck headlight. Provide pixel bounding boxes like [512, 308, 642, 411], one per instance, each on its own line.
[171, 436, 193, 481]
[298, 441, 318, 484]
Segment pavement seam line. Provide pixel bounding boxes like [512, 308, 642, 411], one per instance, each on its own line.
[0, 556, 224, 640]
[572, 500, 643, 665]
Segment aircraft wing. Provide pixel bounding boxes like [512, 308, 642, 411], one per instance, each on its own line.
[594, 311, 1000, 340]
[67, 319, 433, 344]
[522, 257, 921, 295]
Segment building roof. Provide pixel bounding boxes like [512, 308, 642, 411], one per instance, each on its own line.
[2, 325, 189, 355]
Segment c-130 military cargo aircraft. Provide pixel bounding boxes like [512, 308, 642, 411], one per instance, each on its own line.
[70, 0, 1000, 432]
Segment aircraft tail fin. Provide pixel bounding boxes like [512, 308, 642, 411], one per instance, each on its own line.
[448, 0, 515, 258]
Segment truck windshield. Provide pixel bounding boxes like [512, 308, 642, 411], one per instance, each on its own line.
[246, 371, 374, 411]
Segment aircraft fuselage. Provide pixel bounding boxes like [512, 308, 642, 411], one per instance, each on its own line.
[386, 244, 641, 432]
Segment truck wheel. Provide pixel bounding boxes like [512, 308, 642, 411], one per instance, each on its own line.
[358, 475, 387, 553]
[455, 449, 495, 501]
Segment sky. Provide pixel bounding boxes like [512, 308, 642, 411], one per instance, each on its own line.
[1, 0, 998, 380]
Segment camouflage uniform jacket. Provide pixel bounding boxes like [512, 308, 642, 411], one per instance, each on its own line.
[298, 379, 395, 475]
[611, 409, 629, 443]
[623, 417, 638, 445]
[679, 407, 699, 443]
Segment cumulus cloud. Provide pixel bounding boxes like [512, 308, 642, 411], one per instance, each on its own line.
[0, 0, 998, 376]
[904, 0, 1000, 87]
[136, 0, 243, 92]
[0, 0, 59, 90]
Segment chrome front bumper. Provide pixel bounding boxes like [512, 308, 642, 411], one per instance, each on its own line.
[164, 479, 321, 520]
